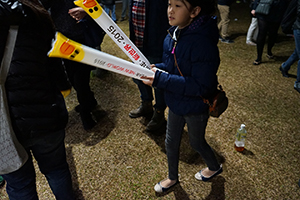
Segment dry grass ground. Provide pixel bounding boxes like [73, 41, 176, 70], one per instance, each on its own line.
[1, 2, 300, 200]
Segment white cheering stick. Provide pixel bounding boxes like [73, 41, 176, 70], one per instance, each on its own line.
[74, 0, 151, 70]
[48, 32, 154, 80]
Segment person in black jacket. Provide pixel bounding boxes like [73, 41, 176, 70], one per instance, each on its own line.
[0, 0, 74, 199]
[41, 0, 103, 130]
[279, 0, 300, 93]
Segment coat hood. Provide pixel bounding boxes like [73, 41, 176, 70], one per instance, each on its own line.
[167, 15, 219, 46]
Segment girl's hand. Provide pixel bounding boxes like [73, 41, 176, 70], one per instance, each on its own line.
[142, 65, 157, 86]
[251, 9, 255, 16]
[69, 7, 87, 21]
[142, 75, 154, 86]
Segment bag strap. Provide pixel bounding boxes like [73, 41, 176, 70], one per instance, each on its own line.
[0, 26, 19, 84]
[174, 53, 183, 77]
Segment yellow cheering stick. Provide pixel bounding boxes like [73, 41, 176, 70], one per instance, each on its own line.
[48, 32, 85, 62]
[74, 0, 151, 70]
[48, 32, 154, 80]
[74, 0, 103, 19]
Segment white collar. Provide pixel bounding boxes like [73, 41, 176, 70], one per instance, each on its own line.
[172, 26, 179, 41]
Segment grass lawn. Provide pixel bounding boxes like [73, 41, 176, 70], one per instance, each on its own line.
[1, 2, 300, 200]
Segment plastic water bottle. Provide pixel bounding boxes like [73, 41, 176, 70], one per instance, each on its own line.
[234, 124, 247, 152]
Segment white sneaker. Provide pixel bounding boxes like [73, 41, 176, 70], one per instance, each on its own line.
[246, 41, 256, 46]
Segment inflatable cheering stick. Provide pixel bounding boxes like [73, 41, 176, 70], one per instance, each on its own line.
[48, 32, 154, 80]
[74, 0, 151, 70]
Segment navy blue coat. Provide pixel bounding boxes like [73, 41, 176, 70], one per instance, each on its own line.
[152, 16, 220, 116]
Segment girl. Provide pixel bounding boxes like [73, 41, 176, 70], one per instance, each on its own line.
[142, 0, 223, 193]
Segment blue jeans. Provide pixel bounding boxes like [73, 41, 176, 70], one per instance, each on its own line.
[166, 110, 220, 180]
[2, 130, 74, 200]
[282, 29, 300, 86]
[104, 5, 117, 22]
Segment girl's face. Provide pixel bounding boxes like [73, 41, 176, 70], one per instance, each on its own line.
[167, 0, 200, 29]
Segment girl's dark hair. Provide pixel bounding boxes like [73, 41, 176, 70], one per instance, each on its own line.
[19, 0, 55, 35]
[184, 0, 217, 16]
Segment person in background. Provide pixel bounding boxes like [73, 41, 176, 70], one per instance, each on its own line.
[121, 0, 129, 21]
[41, 0, 104, 130]
[102, 0, 117, 23]
[217, 0, 234, 43]
[128, 0, 170, 132]
[251, 0, 289, 65]
[246, 0, 258, 45]
[142, 0, 222, 193]
[279, 0, 300, 93]
[0, 0, 74, 199]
